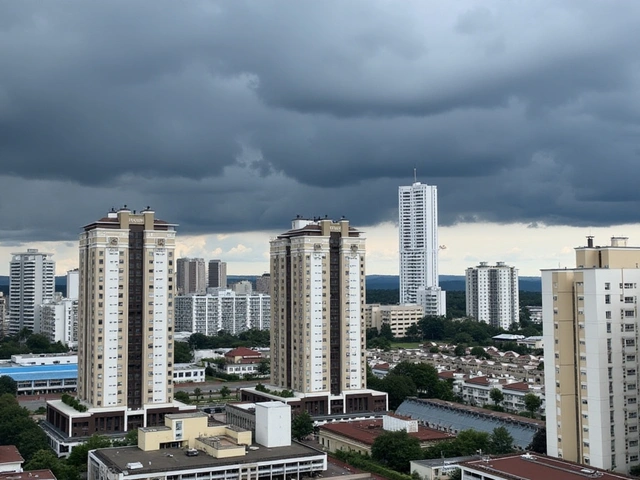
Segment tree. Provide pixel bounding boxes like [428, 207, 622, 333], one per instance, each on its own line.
[66, 434, 111, 468]
[391, 362, 453, 401]
[291, 411, 314, 441]
[174, 391, 191, 404]
[0, 394, 49, 462]
[25, 449, 78, 480]
[489, 427, 514, 454]
[174, 341, 193, 363]
[380, 324, 395, 341]
[371, 430, 422, 473]
[0, 376, 17, 396]
[405, 324, 422, 342]
[527, 428, 547, 454]
[257, 359, 270, 376]
[379, 375, 417, 410]
[523, 393, 543, 419]
[448, 469, 462, 480]
[220, 386, 230, 398]
[454, 344, 466, 356]
[193, 388, 202, 401]
[489, 388, 504, 407]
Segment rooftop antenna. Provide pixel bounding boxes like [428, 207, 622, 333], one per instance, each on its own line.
[413, 167, 417, 183]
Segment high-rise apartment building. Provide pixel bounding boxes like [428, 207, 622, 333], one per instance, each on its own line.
[543, 236, 640, 472]
[43, 208, 194, 456]
[241, 217, 387, 415]
[9, 249, 55, 334]
[0, 293, 7, 338]
[176, 257, 206, 294]
[398, 181, 446, 315]
[256, 273, 271, 294]
[175, 290, 270, 334]
[465, 262, 519, 329]
[39, 295, 78, 347]
[208, 259, 227, 289]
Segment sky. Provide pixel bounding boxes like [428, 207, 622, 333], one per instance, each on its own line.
[1, 1, 640, 277]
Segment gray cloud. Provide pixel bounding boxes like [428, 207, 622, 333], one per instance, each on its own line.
[1, 0, 640, 242]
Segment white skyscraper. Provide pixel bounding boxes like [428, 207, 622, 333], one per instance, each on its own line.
[9, 249, 56, 334]
[398, 181, 446, 315]
[465, 262, 519, 329]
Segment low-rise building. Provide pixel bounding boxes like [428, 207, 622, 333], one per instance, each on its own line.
[318, 414, 454, 455]
[11, 353, 77, 366]
[88, 404, 326, 480]
[0, 471, 56, 480]
[0, 446, 24, 473]
[365, 304, 424, 337]
[517, 336, 544, 349]
[411, 455, 480, 480]
[0, 363, 77, 395]
[459, 453, 635, 480]
[173, 364, 206, 383]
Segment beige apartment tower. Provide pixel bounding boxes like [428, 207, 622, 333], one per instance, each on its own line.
[77, 208, 177, 409]
[543, 236, 640, 473]
[270, 217, 366, 395]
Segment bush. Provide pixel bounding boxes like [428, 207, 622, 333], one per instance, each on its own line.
[61, 393, 87, 412]
[333, 451, 412, 480]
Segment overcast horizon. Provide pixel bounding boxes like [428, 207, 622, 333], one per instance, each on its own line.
[2, 1, 640, 277]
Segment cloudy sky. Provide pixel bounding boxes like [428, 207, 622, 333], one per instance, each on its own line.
[1, 0, 640, 277]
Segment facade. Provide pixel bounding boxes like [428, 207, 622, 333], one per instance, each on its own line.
[208, 259, 227, 289]
[543, 236, 640, 472]
[9, 249, 55, 335]
[38, 296, 78, 347]
[0, 293, 7, 338]
[398, 181, 445, 314]
[43, 208, 196, 456]
[88, 407, 327, 480]
[255, 273, 271, 294]
[466, 262, 519, 329]
[459, 453, 635, 480]
[175, 290, 270, 334]
[172, 364, 205, 383]
[0, 446, 24, 473]
[366, 304, 424, 337]
[0, 363, 77, 395]
[232, 280, 253, 294]
[176, 258, 206, 295]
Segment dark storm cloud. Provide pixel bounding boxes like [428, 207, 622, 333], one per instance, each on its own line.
[1, 0, 640, 242]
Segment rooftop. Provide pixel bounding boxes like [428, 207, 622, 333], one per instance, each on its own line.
[413, 455, 480, 467]
[463, 453, 635, 480]
[0, 470, 55, 480]
[0, 364, 77, 382]
[0, 445, 24, 465]
[225, 347, 262, 358]
[320, 419, 454, 446]
[91, 442, 324, 476]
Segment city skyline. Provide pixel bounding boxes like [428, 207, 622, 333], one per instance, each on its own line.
[1, 2, 640, 282]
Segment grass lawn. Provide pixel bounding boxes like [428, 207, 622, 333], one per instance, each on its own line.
[389, 341, 422, 349]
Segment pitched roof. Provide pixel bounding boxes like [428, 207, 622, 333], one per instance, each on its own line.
[320, 419, 454, 446]
[224, 347, 262, 358]
[465, 376, 490, 386]
[503, 382, 530, 392]
[0, 445, 24, 465]
[0, 470, 56, 480]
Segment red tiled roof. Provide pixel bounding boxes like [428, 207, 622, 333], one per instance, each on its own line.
[225, 347, 262, 358]
[0, 446, 24, 465]
[438, 371, 454, 379]
[463, 453, 633, 480]
[503, 382, 530, 392]
[465, 376, 490, 385]
[320, 419, 454, 446]
[0, 470, 56, 480]
[372, 363, 390, 370]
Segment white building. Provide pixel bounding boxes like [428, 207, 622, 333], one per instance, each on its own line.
[366, 304, 424, 338]
[172, 363, 205, 383]
[398, 181, 445, 315]
[66, 269, 79, 300]
[175, 290, 270, 335]
[8, 249, 55, 335]
[465, 262, 519, 329]
[232, 280, 253, 294]
[38, 296, 78, 347]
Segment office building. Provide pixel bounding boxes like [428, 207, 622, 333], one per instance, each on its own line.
[43, 208, 195, 456]
[175, 290, 271, 334]
[176, 258, 206, 295]
[8, 249, 55, 334]
[255, 273, 271, 294]
[398, 181, 446, 315]
[543, 236, 640, 472]
[242, 217, 387, 415]
[208, 259, 227, 289]
[465, 262, 519, 329]
[366, 304, 424, 338]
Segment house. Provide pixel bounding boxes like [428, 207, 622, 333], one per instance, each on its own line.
[218, 347, 265, 377]
[0, 446, 23, 473]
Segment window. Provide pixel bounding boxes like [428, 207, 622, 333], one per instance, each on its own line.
[605, 295, 611, 304]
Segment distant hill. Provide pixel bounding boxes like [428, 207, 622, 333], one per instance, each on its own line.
[0, 274, 542, 294]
